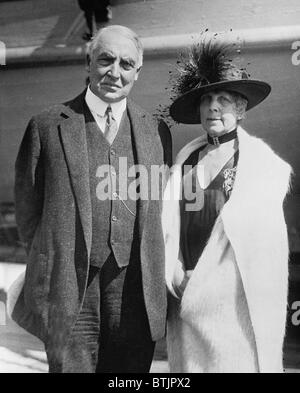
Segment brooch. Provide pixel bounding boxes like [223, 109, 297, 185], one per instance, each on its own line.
[223, 167, 237, 197]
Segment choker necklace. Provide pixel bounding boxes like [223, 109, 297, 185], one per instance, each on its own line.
[207, 129, 237, 146]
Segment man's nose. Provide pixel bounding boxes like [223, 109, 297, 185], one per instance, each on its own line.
[108, 63, 120, 79]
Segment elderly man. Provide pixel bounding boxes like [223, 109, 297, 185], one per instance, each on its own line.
[11, 25, 172, 373]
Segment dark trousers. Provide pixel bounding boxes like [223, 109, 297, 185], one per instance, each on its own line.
[47, 253, 155, 373]
[78, 0, 110, 34]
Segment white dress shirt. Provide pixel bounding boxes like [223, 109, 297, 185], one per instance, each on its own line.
[85, 86, 127, 133]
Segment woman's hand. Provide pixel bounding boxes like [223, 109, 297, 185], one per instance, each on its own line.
[172, 264, 193, 299]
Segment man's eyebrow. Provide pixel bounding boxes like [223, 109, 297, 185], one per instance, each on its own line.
[121, 57, 136, 65]
[97, 51, 116, 59]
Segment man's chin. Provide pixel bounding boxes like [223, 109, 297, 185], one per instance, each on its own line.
[99, 92, 123, 104]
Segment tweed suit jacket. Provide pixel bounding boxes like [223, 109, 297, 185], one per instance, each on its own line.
[12, 91, 172, 357]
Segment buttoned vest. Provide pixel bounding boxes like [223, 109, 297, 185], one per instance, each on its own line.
[84, 103, 138, 268]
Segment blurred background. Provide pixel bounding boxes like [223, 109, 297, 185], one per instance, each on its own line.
[0, 0, 299, 372]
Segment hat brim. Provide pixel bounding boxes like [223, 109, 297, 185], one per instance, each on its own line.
[169, 79, 271, 124]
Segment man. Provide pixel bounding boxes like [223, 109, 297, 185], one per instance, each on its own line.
[11, 25, 172, 373]
[78, 0, 112, 41]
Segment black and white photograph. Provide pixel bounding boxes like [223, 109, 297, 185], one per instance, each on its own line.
[0, 0, 299, 377]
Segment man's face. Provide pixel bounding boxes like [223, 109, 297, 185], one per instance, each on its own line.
[199, 90, 239, 136]
[89, 31, 141, 103]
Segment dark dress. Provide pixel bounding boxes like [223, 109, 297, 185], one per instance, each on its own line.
[180, 145, 239, 270]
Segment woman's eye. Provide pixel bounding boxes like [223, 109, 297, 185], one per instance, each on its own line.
[219, 97, 231, 105]
[200, 96, 209, 104]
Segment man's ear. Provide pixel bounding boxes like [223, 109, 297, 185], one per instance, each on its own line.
[134, 66, 142, 81]
[86, 53, 91, 73]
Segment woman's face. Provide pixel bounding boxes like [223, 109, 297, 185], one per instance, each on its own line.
[199, 90, 240, 136]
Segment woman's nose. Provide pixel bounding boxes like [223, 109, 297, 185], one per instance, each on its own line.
[209, 98, 219, 112]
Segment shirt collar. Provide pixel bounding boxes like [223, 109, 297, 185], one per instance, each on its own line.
[85, 86, 127, 119]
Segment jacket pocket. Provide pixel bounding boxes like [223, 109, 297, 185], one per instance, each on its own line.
[34, 253, 48, 289]
[25, 252, 50, 308]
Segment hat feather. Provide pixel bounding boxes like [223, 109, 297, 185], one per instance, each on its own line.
[173, 37, 239, 96]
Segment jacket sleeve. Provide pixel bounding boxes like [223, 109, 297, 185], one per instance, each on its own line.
[14, 117, 44, 253]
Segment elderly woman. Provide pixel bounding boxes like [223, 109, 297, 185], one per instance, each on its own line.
[162, 38, 292, 373]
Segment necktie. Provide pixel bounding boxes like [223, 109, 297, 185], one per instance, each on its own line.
[104, 105, 118, 145]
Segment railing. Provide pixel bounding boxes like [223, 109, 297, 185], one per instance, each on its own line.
[4, 24, 300, 65]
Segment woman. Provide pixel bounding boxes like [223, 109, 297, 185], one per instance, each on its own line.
[162, 38, 292, 373]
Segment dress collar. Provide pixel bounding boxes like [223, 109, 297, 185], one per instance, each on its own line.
[196, 138, 238, 189]
[207, 129, 238, 146]
[85, 86, 127, 119]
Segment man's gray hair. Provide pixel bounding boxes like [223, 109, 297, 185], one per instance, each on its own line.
[89, 25, 144, 68]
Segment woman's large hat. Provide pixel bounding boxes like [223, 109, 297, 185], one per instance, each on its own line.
[169, 37, 271, 124]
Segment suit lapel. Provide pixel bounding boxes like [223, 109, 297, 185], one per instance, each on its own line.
[59, 92, 92, 254]
[127, 100, 162, 237]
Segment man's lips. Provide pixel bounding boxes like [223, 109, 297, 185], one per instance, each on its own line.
[102, 83, 121, 89]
